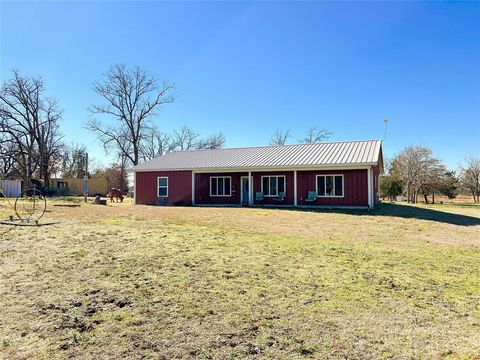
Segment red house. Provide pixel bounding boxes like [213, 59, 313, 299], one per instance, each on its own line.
[133, 140, 384, 209]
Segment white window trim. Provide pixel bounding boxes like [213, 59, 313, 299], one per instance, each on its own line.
[261, 175, 286, 197]
[316, 174, 344, 198]
[157, 176, 168, 197]
[209, 176, 232, 197]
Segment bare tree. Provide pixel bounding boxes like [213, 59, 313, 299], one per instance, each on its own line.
[391, 146, 442, 203]
[196, 132, 225, 150]
[169, 126, 226, 151]
[0, 134, 17, 178]
[116, 152, 129, 193]
[140, 125, 226, 159]
[460, 156, 480, 203]
[36, 98, 64, 186]
[270, 128, 291, 146]
[0, 71, 39, 187]
[140, 125, 172, 161]
[299, 128, 331, 144]
[417, 162, 447, 204]
[86, 64, 174, 166]
[0, 70, 63, 187]
[61, 143, 87, 178]
[170, 125, 200, 151]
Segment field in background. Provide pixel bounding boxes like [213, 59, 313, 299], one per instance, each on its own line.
[387, 194, 478, 205]
[0, 200, 479, 359]
[434, 194, 478, 203]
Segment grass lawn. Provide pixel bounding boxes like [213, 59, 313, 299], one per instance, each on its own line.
[0, 199, 479, 359]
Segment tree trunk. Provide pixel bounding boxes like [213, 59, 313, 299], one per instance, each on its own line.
[424, 194, 428, 204]
[133, 142, 139, 166]
[25, 153, 32, 189]
[120, 163, 126, 192]
[42, 163, 50, 187]
[432, 191, 435, 204]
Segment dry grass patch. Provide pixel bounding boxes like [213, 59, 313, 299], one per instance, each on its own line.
[0, 200, 479, 359]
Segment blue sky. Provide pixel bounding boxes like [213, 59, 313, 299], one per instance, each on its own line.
[1, 1, 479, 169]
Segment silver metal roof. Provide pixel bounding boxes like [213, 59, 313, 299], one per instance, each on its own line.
[133, 140, 383, 172]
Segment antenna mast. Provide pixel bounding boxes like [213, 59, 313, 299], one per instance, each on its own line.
[383, 118, 389, 142]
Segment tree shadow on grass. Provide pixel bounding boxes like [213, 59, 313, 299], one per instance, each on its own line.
[295, 203, 480, 227]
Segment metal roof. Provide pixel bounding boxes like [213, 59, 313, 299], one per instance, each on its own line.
[133, 140, 383, 172]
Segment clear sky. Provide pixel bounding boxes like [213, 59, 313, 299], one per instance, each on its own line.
[1, 1, 479, 169]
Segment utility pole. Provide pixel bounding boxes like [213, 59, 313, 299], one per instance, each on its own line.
[40, 125, 45, 186]
[83, 152, 89, 203]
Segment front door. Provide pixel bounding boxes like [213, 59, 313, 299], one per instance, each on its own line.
[241, 177, 249, 204]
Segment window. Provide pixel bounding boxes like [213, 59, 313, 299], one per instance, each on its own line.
[316, 175, 343, 197]
[210, 176, 231, 196]
[261, 175, 286, 196]
[158, 177, 168, 197]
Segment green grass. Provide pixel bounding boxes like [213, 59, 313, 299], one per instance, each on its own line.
[0, 200, 479, 359]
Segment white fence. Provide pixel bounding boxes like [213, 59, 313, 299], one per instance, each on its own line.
[0, 180, 22, 198]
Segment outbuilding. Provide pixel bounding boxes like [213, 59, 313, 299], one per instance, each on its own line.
[133, 139, 383, 209]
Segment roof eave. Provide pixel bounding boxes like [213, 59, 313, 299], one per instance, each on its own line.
[133, 162, 380, 173]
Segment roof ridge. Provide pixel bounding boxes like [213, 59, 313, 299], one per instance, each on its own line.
[169, 139, 382, 154]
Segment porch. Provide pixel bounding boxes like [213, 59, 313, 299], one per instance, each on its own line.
[191, 168, 373, 208]
[193, 171, 295, 207]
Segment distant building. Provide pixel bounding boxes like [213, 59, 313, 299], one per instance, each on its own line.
[49, 177, 109, 196]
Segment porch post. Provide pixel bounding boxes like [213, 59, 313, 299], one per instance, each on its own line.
[248, 171, 252, 206]
[367, 167, 372, 209]
[191, 171, 195, 205]
[294, 170, 297, 207]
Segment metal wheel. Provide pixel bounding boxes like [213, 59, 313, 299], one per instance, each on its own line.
[14, 188, 46, 223]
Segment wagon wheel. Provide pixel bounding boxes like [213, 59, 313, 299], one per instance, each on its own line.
[14, 188, 47, 224]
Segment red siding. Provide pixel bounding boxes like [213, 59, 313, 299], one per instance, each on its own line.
[135, 168, 371, 208]
[135, 171, 192, 205]
[252, 171, 295, 205]
[195, 172, 247, 204]
[372, 165, 380, 204]
[297, 169, 368, 206]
